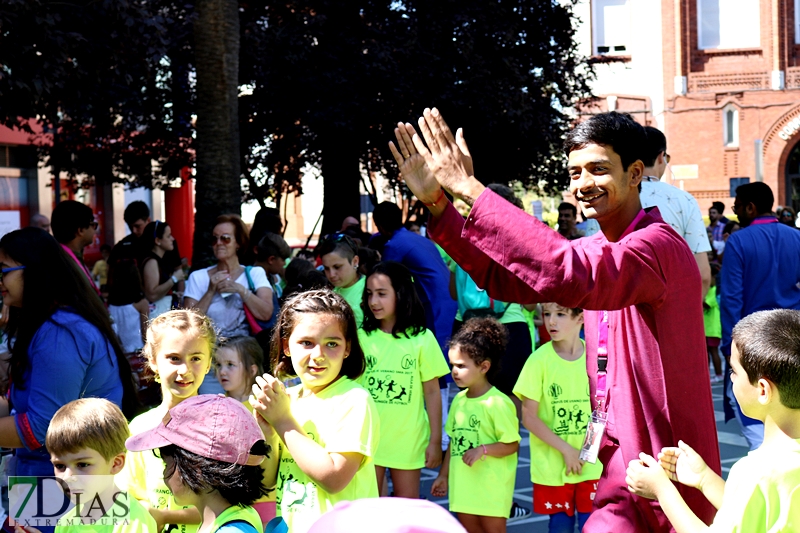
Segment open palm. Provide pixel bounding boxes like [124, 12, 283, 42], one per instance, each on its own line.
[658, 440, 708, 489]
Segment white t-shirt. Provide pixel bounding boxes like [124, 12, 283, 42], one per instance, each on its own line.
[184, 265, 270, 337]
[640, 179, 712, 254]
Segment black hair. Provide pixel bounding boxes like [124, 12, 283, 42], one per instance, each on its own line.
[284, 258, 315, 287]
[51, 200, 94, 244]
[722, 220, 740, 235]
[449, 317, 507, 383]
[711, 201, 725, 214]
[245, 208, 283, 265]
[736, 182, 774, 215]
[100, 244, 112, 254]
[642, 126, 667, 167]
[160, 443, 271, 506]
[138, 221, 170, 255]
[123, 201, 150, 228]
[0, 228, 140, 418]
[315, 234, 359, 262]
[270, 289, 365, 380]
[280, 269, 330, 304]
[361, 262, 426, 338]
[357, 247, 381, 276]
[732, 309, 800, 409]
[256, 232, 291, 262]
[557, 202, 577, 217]
[372, 202, 403, 232]
[404, 219, 421, 231]
[486, 184, 524, 210]
[563, 112, 647, 173]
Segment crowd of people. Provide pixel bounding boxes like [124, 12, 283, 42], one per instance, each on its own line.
[0, 109, 797, 533]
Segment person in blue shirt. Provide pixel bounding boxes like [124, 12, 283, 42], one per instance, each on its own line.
[371, 202, 457, 353]
[720, 181, 800, 449]
[0, 228, 139, 480]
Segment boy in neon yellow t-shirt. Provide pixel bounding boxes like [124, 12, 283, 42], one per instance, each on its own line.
[317, 234, 365, 327]
[626, 309, 800, 533]
[514, 303, 601, 532]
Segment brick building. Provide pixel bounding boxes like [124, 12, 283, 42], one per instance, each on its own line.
[574, 0, 800, 214]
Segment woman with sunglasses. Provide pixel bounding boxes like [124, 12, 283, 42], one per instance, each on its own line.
[184, 215, 274, 393]
[138, 220, 185, 319]
[0, 227, 139, 488]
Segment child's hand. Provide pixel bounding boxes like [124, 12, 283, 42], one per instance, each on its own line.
[625, 452, 670, 499]
[462, 446, 484, 466]
[425, 440, 442, 469]
[251, 374, 291, 426]
[431, 475, 448, 497]
[658, 440, 709, 490]
[562, 446, 584, 475]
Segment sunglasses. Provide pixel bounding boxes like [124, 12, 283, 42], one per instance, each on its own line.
[210, 234, 234, 245]
[0, 266, 25, 281]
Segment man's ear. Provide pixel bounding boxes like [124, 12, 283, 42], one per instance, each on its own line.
[628, 160, 645, 188]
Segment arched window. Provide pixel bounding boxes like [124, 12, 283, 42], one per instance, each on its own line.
[723, 105, 739, 147]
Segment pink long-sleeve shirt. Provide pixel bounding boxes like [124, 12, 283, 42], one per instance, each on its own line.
[429, 190, 720, 531]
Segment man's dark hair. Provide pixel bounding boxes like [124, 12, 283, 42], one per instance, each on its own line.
[557, 202, 577, 217]
[51, 200, 94, 244]
[160, 444, 271, 506]
[486, 183, 524, 210]
[256, 232, 291, 262]
[372, 202, 403, 232]
[642, 126, 667, 167]
[563, 112, 647, 172]
[732, 309, 800, 409]
[736, 182, 774, 215]
[123, 201, 150, 228]
[711, 201, 725, 214]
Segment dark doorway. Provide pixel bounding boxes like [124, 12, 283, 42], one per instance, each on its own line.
[784, 141, 800, 213]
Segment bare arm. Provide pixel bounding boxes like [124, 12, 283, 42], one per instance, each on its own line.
[133, 298, 150, 344]
[431, 444, 451, 497]
[0, 416, 24, 448]
[423, 378, 442, 469]
[147, 507, 201, 532]
[694, 252, 711, 300]
[142, 259, 182, 303]
[521, 397, 583, 475]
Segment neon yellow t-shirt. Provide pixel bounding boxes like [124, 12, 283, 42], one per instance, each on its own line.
[334, 276, 366, 328]
[56, 490, 157, 532]
[446, 387, 520, 518]
[116, 406, 198, 533]
[277, 377, 379, 533]
[704, 285, 721, 338]
[708, 437, 800, 532]
[513, 341, 602, 486]
[357, 328, 450, 469]
[207, 504, 263, 532]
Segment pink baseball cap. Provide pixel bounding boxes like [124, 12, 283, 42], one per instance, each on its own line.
[307, 499, 467, 533]
[126, 395, 265, 466]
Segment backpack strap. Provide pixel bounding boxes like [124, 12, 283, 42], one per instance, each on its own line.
[244, 266, 256, 292]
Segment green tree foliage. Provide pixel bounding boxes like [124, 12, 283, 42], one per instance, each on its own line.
[0, 1, 194, 193]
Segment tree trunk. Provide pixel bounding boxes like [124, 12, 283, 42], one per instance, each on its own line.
[319, 127, 362, 236]
[192, 0, 241, 267]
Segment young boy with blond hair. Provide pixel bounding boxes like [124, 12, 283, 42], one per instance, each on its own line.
[626, 309, 800, 532]
[15, 398, 156, 532]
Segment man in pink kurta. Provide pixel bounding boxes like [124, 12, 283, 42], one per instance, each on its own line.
[389, 109, 720, 532]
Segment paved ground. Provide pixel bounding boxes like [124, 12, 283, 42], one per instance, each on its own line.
[418, 379, 744, 531]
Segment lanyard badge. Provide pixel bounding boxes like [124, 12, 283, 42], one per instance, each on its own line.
[580, 311, 609, 464]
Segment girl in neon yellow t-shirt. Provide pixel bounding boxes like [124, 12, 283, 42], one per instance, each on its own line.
[432, 318, 521, 533]
[251, 289, 380, 533]
[116, 309, 215, 533]
[215, 336, 280, 525]
[358, 262, 450, 498]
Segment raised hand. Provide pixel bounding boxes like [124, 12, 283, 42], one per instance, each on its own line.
[389, 122, 442, 205]
[658, 440, 709, 489]
[250, 374, 291, 426]
[417, 108, 484, 205]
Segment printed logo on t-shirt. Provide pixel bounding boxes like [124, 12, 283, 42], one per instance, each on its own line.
[363, 352, 417, 405]
[450, 427, 479, 458]
[278, 468, 319, 514]
[551, 400, 589, 436]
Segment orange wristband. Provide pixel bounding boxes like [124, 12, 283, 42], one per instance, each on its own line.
[422, 189, 447, 207]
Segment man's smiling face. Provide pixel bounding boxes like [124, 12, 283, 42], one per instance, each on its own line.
[568, 143, 640, 225]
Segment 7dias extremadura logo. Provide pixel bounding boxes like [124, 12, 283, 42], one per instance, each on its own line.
[9, 476, 132, 528]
